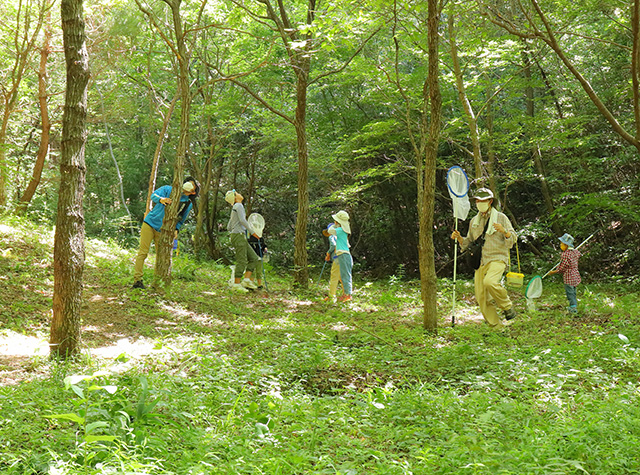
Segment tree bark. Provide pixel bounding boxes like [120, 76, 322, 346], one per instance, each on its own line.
[418, 0, 441, 332]
[50, 0, 89, 359]
[448, 14, 483, 184]
[145, 93, 178, 216]
[0, 1, 47, 207]
[293, 71, 310, 286]
[154, 0, 190, 291]
[522, 46, 561, 235]
[15, 11, 52, 216]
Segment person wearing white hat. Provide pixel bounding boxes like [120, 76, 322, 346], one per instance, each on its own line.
[327, 210, 353, 302]
[132, 177, 199, 289]
[225, 190, 263, 292]
[451, 187, 517, 326]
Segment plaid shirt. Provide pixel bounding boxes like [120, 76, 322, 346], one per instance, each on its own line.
[557, 249, 581, 286]
[461, 209, 516, 266]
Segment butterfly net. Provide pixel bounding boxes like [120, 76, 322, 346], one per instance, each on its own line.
[446, 166, 470, 220]
[248, 213, 265, 238]
[525, 275, 543, 300]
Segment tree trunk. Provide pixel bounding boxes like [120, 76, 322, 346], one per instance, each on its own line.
[522, 46, 561, 235]
[50, 0, 89, 359]
[293, 72, 310, 287]
[448, 14, 483, 184]
[0, 1, 46, 208]
[145, 93, 178, 215]
[419, 0, 442, 332]
[154, 0, 190, 291]
[15, 12, 52, 216]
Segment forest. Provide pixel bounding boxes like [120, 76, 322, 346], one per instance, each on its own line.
[1, 0, 640, 473]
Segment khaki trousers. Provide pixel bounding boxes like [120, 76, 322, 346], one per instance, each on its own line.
[474, 261, 512, 327]
[329, 260, 342, 297]
[134, 222, 161, 281]
[230, 233, 262, 279]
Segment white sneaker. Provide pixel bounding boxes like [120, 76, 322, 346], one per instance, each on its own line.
[241, 278, 258, 290]
[230, 283, 248, 293]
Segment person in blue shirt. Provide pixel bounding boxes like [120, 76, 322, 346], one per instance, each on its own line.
[322, 223, 342, 303]
[327, 210, 353, 302]
[132, 178, 199, 289]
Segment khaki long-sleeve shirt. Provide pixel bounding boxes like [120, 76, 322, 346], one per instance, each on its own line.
[461, 209, 516, 266]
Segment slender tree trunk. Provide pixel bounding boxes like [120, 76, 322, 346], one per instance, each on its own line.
[419, 0, 441, 332]
[484, 88, 499, 196]
[154, 0, 189, 291]
[50, 0, 89, 359]
[15, 12, 52, 216]
[522, 47, 561, 234]
[449, 14, 483, 183]
[293, 71, 310, 287]
[145, 93, 178, 215]
[0, 1, 47, 208]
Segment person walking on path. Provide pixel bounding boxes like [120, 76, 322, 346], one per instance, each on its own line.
[133, 178, 198, 289]
[322, 224, 342, 303]
[327, 210, 353, 302]
[225, 190, 262, 292]
[549, 233, 582, 314]
[450, 188, 517, 326]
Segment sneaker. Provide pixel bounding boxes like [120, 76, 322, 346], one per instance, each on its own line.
[504, 307, 517, 321]
[230, 283, 249, 293]
[338, 294, 352, 302]
[241, 278, 258, 290]
[132, 280, 145, 289]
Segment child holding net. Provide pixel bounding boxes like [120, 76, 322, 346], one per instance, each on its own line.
[548, 233, 582, 314]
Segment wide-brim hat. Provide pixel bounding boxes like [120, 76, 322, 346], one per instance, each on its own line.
[474, 187, 494, 201]
[332, 210, 351, 234]
[224, 190, 236, 205]
[559, 233, 575, 248]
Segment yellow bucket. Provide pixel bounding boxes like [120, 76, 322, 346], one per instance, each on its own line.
[506, 272, 524, 288]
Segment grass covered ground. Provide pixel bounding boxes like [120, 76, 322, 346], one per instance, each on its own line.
[1, 216, 640, 474]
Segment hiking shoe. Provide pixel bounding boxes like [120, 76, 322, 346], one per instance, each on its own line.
[504, 307, 517, 320]
[230, 283, 249, 293]
[132, 280, 145, 289]
[241, 278, 258, 290]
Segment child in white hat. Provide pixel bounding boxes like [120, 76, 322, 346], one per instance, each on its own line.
[549, 233, 581, 314]
[327, 210, 353, 302]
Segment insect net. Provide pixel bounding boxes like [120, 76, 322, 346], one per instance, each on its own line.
[446, 166, 470, 221]
[248, 213, 265, 238]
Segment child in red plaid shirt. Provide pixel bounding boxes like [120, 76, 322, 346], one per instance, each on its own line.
[549, 233, 581, 314]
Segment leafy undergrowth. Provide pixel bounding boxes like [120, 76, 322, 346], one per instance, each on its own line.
[1, 215, 640, 474]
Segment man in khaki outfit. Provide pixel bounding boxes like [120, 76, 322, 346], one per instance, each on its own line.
[451, 188, 517, 326]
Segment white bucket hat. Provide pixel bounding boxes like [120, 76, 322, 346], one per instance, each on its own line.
[332, 210, 351, 234]
[225, 190, 236, 205]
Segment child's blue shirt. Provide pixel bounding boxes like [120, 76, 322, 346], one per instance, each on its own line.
[328, 225, 350, 253]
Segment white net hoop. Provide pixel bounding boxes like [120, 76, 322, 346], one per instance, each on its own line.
[248, 213, 265, 238]
[446, 166, 471, 221]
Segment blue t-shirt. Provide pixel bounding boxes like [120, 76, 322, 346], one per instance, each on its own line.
[328, 225, 350, 253]
[144, 185, 193, 232]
